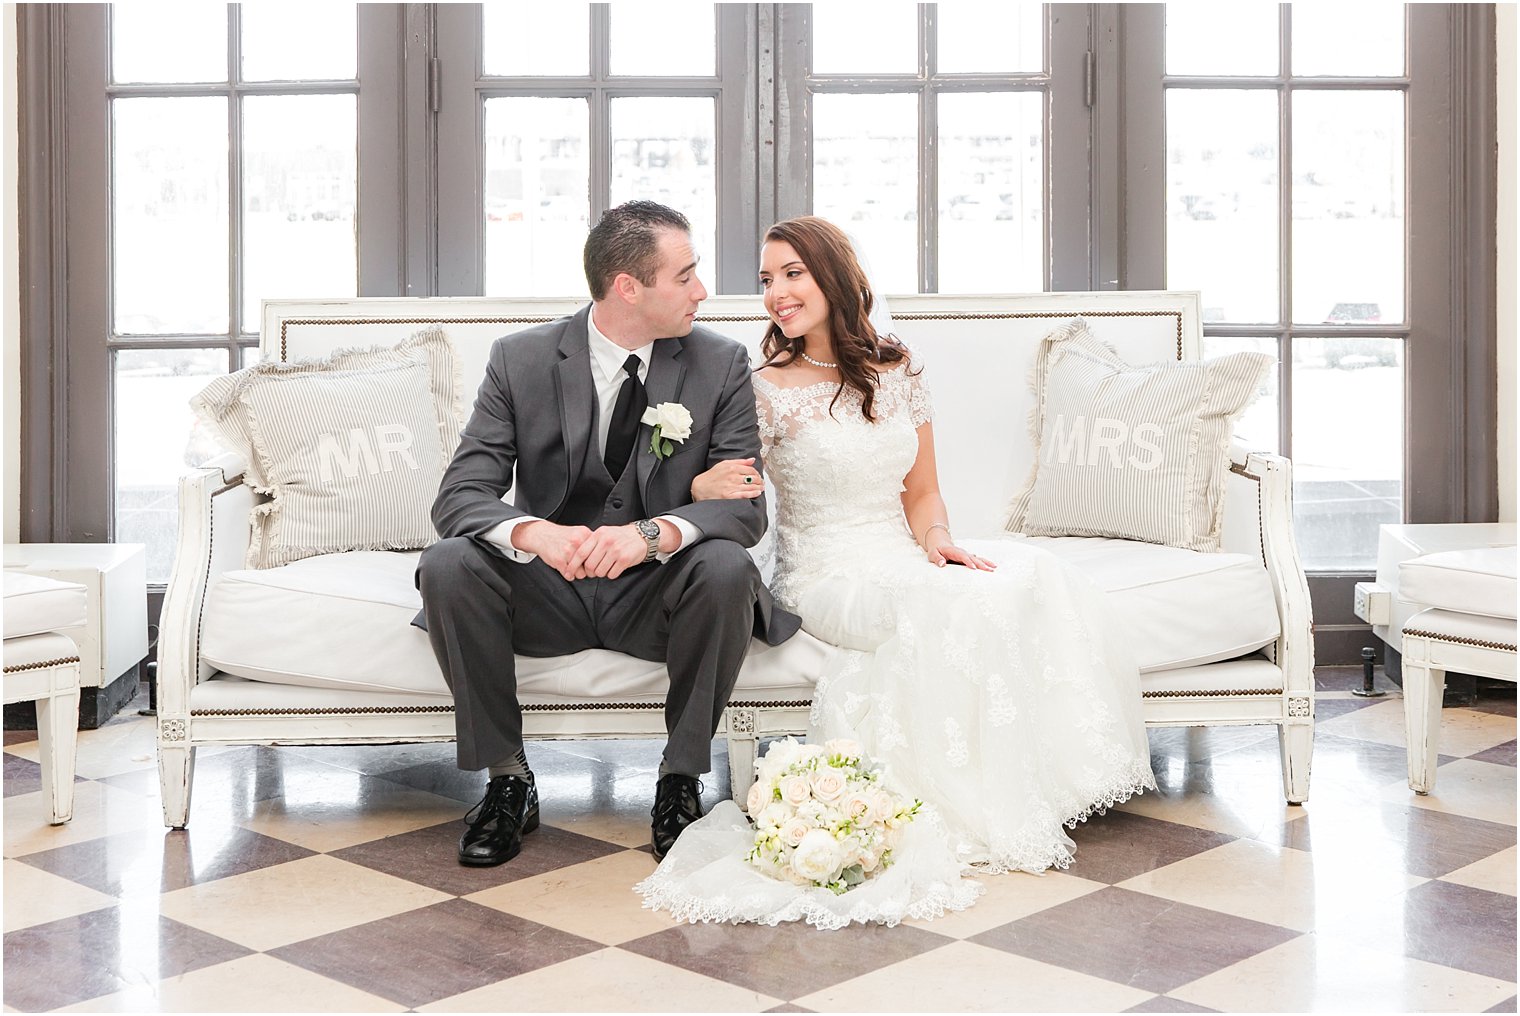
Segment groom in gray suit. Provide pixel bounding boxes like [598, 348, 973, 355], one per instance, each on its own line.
[417, 201, 799, 867]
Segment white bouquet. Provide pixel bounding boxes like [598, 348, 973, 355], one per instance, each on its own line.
[744, 737, 921, 895]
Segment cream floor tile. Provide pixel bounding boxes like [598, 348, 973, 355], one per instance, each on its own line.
[539, 800, 660, 850]
[467, 849, 676, 945]
[2, 859, 117, 931]
[902, 870, 1106, 939]
[1385, 759, 1518, 825]
[1117, 838, 1425, 934]
[1440, 845, 1518, 897]
[157, 854, 450, 951]
[794, 941, 1153, 1013]
[3, 781, 158, 857]
[1114, 777, 1309, 840]
[1169, 932, 1518, 1013]
[1, 716, 230, 781]
[236, 782, 466, 852]
[1315, 699, 1516, 758]
[417, 947, 783, 1012]
[51, 954, 408, 1013]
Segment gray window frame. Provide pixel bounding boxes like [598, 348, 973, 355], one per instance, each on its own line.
[433, 3, 760, 295]
[772, 3, 1094, 292]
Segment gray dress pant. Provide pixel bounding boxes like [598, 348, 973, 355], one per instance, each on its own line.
[416, 536, 764, 775]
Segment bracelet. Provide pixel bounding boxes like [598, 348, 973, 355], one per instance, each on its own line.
[919, 522, 951, 547]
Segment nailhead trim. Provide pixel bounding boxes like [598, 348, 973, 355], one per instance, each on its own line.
[189, 698, 818, 718]
[3, 656, 81, 674]
[1402, 629, 1517, 653]
[1142, 687, 1283, 698]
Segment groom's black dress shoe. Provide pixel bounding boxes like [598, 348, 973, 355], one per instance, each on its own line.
[459, 774, 540, 867]
[651, 773, 705, 860]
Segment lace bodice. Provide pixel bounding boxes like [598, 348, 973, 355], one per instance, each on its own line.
[755, 365, 933, 609]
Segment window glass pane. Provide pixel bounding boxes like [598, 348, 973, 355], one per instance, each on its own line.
[483, 3, 589, 76]
[1292, 6, 1404, 77]
[938, 5, 1041, 73]
[112, 4, 226, 84]
[609, 97, 718, 295]
[1166, 89, 1279, 324]
[1291, 337, 1404, 571]
[113, 97, 229, 335]
[813, 4, 917, 74]
[1291, 91, 1405, 326]
[115, 348, 231, 582]
[1203, 336, 1280, 453]
[812, 93, 918, 294]
[241, 95, 358, 332]
[609, 4, 714, 76]
[1165, 5, 1278, 76]
[240, 4, 356, 81]
[484, 98, 591, 297]
[937, 92, 1043, 293]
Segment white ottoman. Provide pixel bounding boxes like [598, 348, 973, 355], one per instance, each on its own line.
[1399, 547, 1517, 794]
[3, 571, 87, 823]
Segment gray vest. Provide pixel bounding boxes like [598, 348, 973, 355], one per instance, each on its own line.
[558, 405, 645, 529]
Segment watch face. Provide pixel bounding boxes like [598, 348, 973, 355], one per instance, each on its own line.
[637, 519, 660, 540]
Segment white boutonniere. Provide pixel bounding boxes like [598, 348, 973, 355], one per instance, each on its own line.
[642, 402, 693, 461]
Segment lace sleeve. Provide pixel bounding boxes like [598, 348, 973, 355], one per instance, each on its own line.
[905, 361, 934, 427]
[754, 378, 776, 461]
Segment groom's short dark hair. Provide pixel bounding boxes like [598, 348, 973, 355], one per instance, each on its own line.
[584, 201, 692, 300]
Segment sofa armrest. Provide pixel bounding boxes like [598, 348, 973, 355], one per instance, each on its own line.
[157, 461, 253, 723]
[1221, 448, 1315, 696]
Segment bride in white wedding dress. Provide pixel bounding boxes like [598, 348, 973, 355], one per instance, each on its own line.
[636, 218, 1154, 927]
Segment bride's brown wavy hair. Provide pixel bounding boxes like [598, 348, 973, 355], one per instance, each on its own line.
[758, 216, 913, 422]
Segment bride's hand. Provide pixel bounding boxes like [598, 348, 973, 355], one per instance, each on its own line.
[691, 458, 765, 501]
[926, 536, 997, 571]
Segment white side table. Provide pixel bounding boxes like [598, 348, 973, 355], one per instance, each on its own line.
[3, 543, 148, 696]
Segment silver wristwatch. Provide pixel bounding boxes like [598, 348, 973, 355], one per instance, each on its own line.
[633, 519, 662, 564]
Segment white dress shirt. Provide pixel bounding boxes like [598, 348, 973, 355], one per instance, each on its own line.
[483, 309, 701, 564]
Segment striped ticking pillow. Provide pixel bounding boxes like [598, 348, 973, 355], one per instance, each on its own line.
[238, 358, 446, 568]
[1004, 319, 1272, 552]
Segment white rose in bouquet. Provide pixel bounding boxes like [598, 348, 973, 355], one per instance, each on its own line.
[809, 768, 847, 802]
[746, 779, 770, 815]
[790, 829, 845, 882]
[824, 738, 864, 759]
[779, 775, 812, 806]
[780, 817, 811, 848]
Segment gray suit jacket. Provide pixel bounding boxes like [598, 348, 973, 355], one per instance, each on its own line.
[433, 305, 767, 546]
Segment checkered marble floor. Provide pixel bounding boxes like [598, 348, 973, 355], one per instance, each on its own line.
[4, 668, 1515, 1013]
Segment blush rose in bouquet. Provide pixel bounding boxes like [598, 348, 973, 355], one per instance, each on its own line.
[743, 737, 921, 894]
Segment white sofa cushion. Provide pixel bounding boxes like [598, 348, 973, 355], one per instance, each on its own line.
[1401, 608, 1517, 650]
[201, 551, 832, 699]
[1025, 536, 1279, 672]
[3, 572, 87, 639]
[201, 539, 1277, 694]
[1399, 547, 1517, 620]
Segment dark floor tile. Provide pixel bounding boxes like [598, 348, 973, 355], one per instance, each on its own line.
[1471, 688, 1518, 718]
[270, 898, 600, 1009]
[765, 1005, 816, 1013]
[1, 752, 84, 798]
[281, 740, 460, 776]
[18, 825, 316, 896]
[1397, 881, 1518, 982]
[1, 910, 249, 1012]
[622, 918, 952, 1000]
[331, 816, 622, 896]
[1322, 880, 1518, 983]
[1316, 665, 1400, 694]
[1065, 810, 1237, 884]
[377, 759, 501, 804]
[102, 744, 381, 813]
[1125, 997, 1220, 1013]
[4, 729, 38, 746]
[1275, 802, 1515, 879]
[1486, 995, 1518, 1013]
[971, 886, 1300, 995]
[1146, 725, 1275, 764]
[1469, 740, 1517, 767]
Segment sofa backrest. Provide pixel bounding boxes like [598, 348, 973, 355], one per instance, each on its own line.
[265, 291, 1202, 538]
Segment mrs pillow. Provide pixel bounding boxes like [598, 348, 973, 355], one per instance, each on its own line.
[1005, 319, 1272, 552]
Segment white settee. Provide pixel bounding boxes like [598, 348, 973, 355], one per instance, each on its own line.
[157, 292, 1315, 828]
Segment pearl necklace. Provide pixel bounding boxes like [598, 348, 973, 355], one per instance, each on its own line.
[799, 350, 838, 369]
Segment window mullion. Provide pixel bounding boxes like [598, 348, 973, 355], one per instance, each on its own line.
[919, 4, 937, 294]
[227, 7, 242, 346]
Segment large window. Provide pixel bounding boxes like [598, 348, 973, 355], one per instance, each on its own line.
[1160, 5, 1410, 571]
[23, 4, 1496, 620]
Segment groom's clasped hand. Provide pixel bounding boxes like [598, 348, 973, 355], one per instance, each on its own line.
[512, 518, 669, 583]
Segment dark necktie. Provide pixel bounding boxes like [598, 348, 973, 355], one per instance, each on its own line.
[603, 353, 646, 477]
